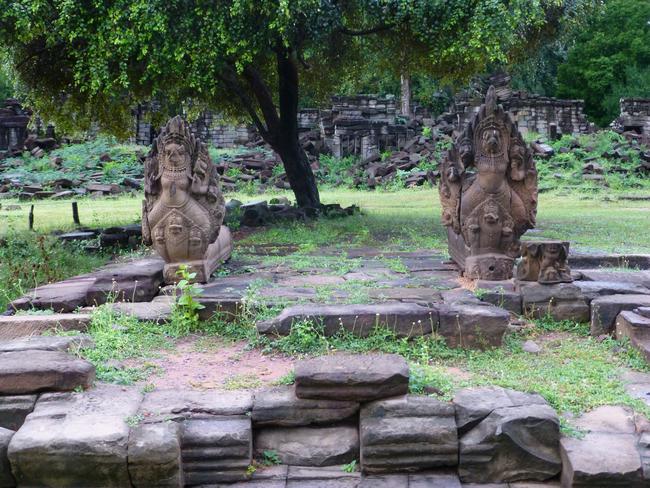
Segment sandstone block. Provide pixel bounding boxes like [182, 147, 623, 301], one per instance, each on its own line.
[181, 417, 252, 484]
[454, 387, 560, 483]
[257, 302, 438, 338]
[9, 276, 95, 313]
[0, 395, 36, 430]
[591, 294, 650, 335]
[518, 282, 589, 322]
[86, 257, 164, 305]
[8, 384, 143, 487]
[408, 471, 462, 487]
[139, 389, 252, 422]
[0, 313, 91, 340]
[128, 422, 183, 488]
[0, 350, 95, 394]
[252, 386, 358, 426]
[255, 425, 358, 467]
[294, 353, 409, 402]
[0, 334, 93, 353]
[574, 280, 650, 301]
[438, 304, 510, 349]
[360, 395, 458, 473]
[286, 465, 361, 488]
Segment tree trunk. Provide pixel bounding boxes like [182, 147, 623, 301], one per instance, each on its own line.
[273, 49, 320, 208]
[400, 72, 411, 117]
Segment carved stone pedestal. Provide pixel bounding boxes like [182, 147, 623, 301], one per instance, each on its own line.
[516, 240, 572, 284]
[466, 254, 515, 281]
[163, 225, 233, 283]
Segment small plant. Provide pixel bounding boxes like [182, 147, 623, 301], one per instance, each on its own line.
[171, 265, 206, 335]
[473, 288, 488, 300]
[245, 465, 257, 477]
[125, 413, 144, 427]
[342, 460, 357, 473]
[421, 126, 432, 138]
[273, 370, 296, 385]
[261, 450, 282, 466]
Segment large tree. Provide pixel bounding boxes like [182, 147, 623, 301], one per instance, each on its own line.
[0, 0, 596, 207]
[557, 0, 650, 126]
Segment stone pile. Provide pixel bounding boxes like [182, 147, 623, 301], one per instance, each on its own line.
[612, 98, 650, 144]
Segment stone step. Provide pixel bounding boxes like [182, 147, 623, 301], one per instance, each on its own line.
[0, 334, 93, 353]
[0, 313, 90, 340]
[294, 353, 409, 402]
[616, 310, 650, 363]
[0, 350, 95, 394]
[591, 294, 650, 336]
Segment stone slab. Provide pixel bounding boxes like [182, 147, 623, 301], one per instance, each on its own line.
[0, 350, 95, 394]
[591, 294, 650, 335]
[257, 302, 438, 338]
[616, 310, 650, 363]
[254, 425, 359, 467]
[360, 395, 458, 473]
[294, 353, 409, 402]
[252, 386, 359, 427]
[408, 471, 463, 488]
[9, 276, 95, 313]
[0, 334, 94, 353]
[560, 432, 644, 487]
[518, 282, 589, 322]
[578, 269, 650, 288]
[109, 295, 173, 323]
[358, 474, 409, 487]
[438, 304, 511, 349]
[574, 280, 650, 301]
[286, 465, 361, 488]
[128, 422, 183, 488]
[0, 313, 91, 339]
[139, 389, 253, 422]
[569, 254, 650, 270]
[8, 384, 143, 487]
[0, 395, 37, 430]
[86, 257, 164, 305]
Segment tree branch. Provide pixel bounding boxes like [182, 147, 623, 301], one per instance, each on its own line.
[242, 65, 281, 134]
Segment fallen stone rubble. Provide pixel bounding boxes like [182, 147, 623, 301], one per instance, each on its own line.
[0, 348, 648, 487]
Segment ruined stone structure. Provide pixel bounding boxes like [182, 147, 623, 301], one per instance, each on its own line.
[441, 74, 590, 139]
[439, 86, 538, 280]
[0, 99, 30, 154]
[517, 241, 573, 284]
[142, 116, 232, 284]
[612, 98, 650, 141]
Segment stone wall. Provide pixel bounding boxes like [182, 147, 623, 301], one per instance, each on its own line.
[612, 98, 650, 140]
[0, 99, 30, 154]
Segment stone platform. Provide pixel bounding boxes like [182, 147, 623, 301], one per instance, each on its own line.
[0, 353, 648, 486]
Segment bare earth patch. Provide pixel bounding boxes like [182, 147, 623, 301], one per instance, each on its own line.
[127, 336, 294, 391]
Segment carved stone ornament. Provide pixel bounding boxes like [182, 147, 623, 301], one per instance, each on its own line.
[142, 116, 233, 284]
[517, 241, 573, 284]
[439, 86, 538, 280]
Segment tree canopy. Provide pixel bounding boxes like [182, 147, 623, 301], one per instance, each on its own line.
[557, 0, 650, 126]
[0, 0, 597, 206]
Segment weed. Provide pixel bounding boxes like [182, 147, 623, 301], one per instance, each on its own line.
[261, 450, 282, 466]
[342, 460, 358, 473]
[125, 413, 145, 427]
[273, 371, 296, 386]
[169, 265, 206, 335]
[223, 373, 262, 390]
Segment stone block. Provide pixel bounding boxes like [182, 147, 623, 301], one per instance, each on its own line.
[560, 433, 644, 487]
[616, 310, 650, 362]
[0, 334, 93, 353]
[438, 304, 510, 349]
[294, 353, 409, 402]
[181, 417, 252, 484]
[454, 387, 560, 483]
[518, 282, 589, 322]
[0, 395, 36, 430]
[139, 389, 252, 422]
[591, 294, 650, 335]
[0, 313, 91, 340]
[358, 474, 409, 487]
[86, 257, 164, 305]
[360, 395, 458, 473]
[257, 302, 438, 338]
[408, 471, 462, 487]
[109, 295, 173, 323]
[574, 280, 650, 302]
[8, 384, 143, 487]
[0, 350, 95, 394]
[286, 465, 361, 488]
[128, 422, 182, 488]
[9, 276, 95, 313]
[254, 425, 358, 467]
[212, 465, 288, 487]
[0, 428, 15, 488]
[252, 386, 358, 426]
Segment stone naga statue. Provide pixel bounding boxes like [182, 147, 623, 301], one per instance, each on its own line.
[142, 116, 232, 283]
[439, 86, 538, 280]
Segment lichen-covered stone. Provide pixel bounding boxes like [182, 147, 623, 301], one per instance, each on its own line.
[128, 422, 182, 488]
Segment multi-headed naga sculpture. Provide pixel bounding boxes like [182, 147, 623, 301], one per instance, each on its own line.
[439, 86, 538, 280]
[143, 116, 232, 283]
